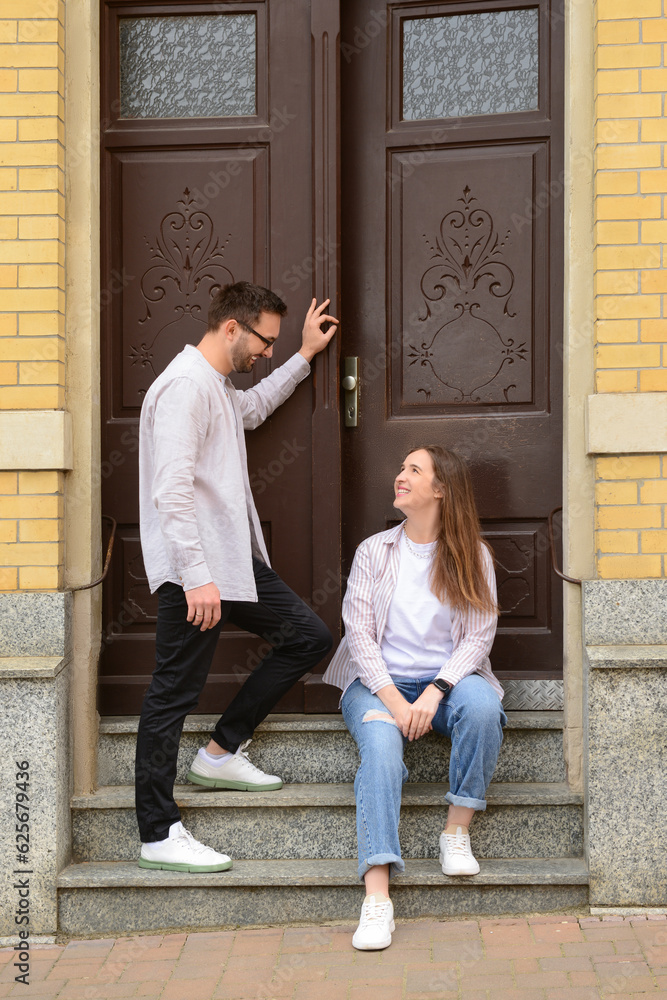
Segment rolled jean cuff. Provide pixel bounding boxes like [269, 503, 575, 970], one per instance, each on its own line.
[358, 852, 404, 882]
[445, 791, 487, 811]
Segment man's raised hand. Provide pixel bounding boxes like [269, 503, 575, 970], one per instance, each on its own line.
[298, 298, 339, 363]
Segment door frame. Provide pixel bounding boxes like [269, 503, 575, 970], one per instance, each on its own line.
[304, 0, 343, 709]
[63, 0, 594, 791]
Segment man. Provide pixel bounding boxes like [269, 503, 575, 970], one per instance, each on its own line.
[136, 282, 338, 872]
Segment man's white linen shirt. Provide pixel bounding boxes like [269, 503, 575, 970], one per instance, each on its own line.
[139, 344, 310, 602]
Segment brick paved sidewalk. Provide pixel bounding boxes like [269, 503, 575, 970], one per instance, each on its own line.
[2, 914, 667, 1000]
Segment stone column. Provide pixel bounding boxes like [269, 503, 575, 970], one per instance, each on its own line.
[0, 593, 71, 940]
[584, 580, 667, 906]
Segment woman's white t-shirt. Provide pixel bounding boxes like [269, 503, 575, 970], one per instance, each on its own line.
[380, 530, 453, 679]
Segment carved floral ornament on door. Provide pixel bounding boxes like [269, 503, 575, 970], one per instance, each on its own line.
[407, 186, 528, 405]
[129, 188, 234, 390]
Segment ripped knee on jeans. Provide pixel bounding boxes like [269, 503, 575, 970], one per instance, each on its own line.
[362, 709, 398, 726]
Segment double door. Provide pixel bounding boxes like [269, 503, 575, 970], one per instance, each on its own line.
[99, 0, 563, 714]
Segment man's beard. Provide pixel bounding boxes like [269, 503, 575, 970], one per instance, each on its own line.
[230, 334, 255, 373]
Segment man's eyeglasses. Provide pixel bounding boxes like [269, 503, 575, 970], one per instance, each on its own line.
[236, 320, 275, 350]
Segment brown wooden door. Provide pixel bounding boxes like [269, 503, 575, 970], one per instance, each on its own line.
[340, 0, 564, 677]
[99, 1, 341, 714]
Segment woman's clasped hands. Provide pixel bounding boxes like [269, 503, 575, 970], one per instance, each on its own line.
[377, 683, 445, 741]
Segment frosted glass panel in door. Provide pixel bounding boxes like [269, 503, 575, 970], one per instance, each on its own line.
[120, 14, 256, 119]
[402, 9, 539, 121]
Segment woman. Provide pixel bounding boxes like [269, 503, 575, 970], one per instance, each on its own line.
[322, 446, 506, 951]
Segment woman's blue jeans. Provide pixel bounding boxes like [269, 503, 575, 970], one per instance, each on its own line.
[341, 674, 507, 881]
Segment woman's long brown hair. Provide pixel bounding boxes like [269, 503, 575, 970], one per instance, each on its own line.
[411, 445, 498, 616]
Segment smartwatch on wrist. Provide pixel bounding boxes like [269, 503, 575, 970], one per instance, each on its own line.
[432, 679, 451, 695]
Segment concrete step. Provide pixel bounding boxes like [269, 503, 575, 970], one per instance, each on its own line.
[71, 781, 583, 863]
[98, 711, 566, 786]
[57, 857, 589, 935]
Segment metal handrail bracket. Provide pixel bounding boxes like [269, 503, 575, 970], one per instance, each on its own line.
[548, 506, 582, 586]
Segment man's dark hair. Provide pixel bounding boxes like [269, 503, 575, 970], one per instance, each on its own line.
[207, 281, 287, 332]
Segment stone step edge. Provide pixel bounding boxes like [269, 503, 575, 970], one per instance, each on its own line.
[72, 781, 583, 811]
[58, 857, 589, 889]
[99, 710, 564, 734]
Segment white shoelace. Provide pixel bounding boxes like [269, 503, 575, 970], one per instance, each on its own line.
[360, 897, 392, 927]
[444, 830, 473, 858]
[173, 824, 212, 856]
[234, 740, 267, 775]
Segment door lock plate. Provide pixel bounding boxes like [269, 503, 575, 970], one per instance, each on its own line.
[342, 357, 359, 427]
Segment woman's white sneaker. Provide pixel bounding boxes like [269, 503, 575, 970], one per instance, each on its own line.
[439, 826, 480, 876]
[352, 893, 395, 950]
[187, 741, 283, 790]
[139, 821, 232, 872]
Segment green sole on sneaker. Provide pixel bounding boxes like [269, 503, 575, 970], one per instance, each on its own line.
[187, 769, 283, 791]
[138, 857, 233, 872]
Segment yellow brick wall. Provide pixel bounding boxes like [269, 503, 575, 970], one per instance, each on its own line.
[594, 0, 667, 579]
[0, 469, 63, 589]
[595, 455, 666, 577]
[0, 1, 65, 590]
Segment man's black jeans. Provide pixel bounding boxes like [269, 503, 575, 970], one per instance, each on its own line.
[135, 558, 333, 842]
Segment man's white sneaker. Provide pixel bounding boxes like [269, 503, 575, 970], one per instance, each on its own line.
[439, 826, 480, 876]
[352, 894, 395, 951]
[138, 821, 232, 872]
[187, 741, 283, 791]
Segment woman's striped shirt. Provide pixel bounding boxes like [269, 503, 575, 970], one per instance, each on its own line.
[322, 523, 504, 701]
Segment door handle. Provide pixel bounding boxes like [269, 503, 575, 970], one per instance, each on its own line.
[342, 357, 359, 427]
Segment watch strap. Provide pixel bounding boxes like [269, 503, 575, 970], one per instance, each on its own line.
[432, 678, 451, 694]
